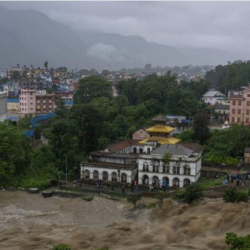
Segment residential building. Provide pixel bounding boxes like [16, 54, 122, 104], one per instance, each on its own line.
[138, 143, 203, 187]
[202, 90, 225, 106]
[20, 89, 60, 114]
[229, 85, 250, 124]
[214, 103, 230, 114]
[0, 92, 7, 122]
[7, 99, 20, 112]
[132, 129, 150, 140]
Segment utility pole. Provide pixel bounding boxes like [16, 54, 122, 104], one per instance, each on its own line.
[65, 155, 68, 184]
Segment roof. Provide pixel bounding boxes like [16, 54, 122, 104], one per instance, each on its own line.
[91, 151, 139, 159]
[139, 136, 180, 145]
[178, 142, 204, 154]
[245, 147, 250, 153]
[203, 90, 225, 97]
[230, 95, 244, 100]
[106, 139, 141, 153]
[152, 114, 167, 123]
[214, 103, 229, 110]
[151, 144, 193, 156]
[146, 125, 174, 134]
[7, 99, 19, 103]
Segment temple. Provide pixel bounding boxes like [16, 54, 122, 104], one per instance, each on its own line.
[80, 114, 202, 188]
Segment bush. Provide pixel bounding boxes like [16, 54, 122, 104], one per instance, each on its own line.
[127, 194, 141, 208]
[155, 191, 169, 207]
[82, 193, 94, 201]
[183, 184, 203, 204]
[223, 187, 249, 203]
[226, 232, 250, 250]
[51, 244, 71, 250]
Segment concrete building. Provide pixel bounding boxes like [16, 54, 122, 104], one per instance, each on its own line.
[229, 85, 250, 124]
[20, 89, 60, 114]
[7, 99, 20, 112]
[138, 143, 203, 188]
[0, 92, 7, 122]
[202, 90, 225, 106]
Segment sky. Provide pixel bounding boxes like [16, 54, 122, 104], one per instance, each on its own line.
[1, 1, 250, 52]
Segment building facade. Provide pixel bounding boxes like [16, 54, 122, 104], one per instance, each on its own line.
[20, 89, 60, 114]
[138, 143, 203, 188]
[202, 90, 225, 106]
[229, 86, 250, 124]
[0, 92, 7, 122]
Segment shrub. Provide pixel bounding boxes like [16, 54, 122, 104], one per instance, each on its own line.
[223, 187, 249, 203]
[127, 194, 141, 208]
[82, 194, 94, 201]
[155, 191, 169, 207]
[183, 184, 203, 204]
[226, 232, 250, 250]
[51, 244, 71, 250]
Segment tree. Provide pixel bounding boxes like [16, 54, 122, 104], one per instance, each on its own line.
[44, 61, 48, 70]
[0, 123, 31, 184]
[183, 184, 203, 204]
[155, 191, 169, 208]
[193, 111, 210, 144]
[162, 152, 171, 164]
[177, 129, 195, 142]
[226, 232, 250, 250]
[74, 76, 112, 104]
[34, 126, 41, 140]
[127, 194, 141, 208]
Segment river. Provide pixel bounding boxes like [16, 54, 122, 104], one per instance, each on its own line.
[1, 191, 250, 250]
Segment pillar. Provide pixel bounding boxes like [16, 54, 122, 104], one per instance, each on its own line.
[179, 180, 184, 188]
[168, 178, 173, 187]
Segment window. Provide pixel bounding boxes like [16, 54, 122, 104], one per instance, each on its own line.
[247, 110, 250, 115]
[246, 118, 249, 123]
[232, 117, 235, 122]
[238, 109, 241, 114]
[233, 100, 236, 105]
[238, 101, 242, 106]
[248, 101, 250, 106]
[237, 117, 241, 123]
[232, 109, 235, 114]
[248, 94, 250, 97]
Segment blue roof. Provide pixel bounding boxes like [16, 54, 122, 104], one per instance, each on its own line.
[7, 99, 19, 103]
[64, 100, 73, 105]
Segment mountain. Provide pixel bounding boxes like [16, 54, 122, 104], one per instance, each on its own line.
[0, 5, 239, 70]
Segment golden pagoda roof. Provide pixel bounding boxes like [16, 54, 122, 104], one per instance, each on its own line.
[139, 136, 180, 145]
[146, 125, 174, 134]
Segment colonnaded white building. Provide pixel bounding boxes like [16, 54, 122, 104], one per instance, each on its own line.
[138, 143, 203, 188]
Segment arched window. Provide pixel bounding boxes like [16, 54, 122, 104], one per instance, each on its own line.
[93, 170, 99, 180]
[184, 179, 191, 186]
[139, 148, 143, 154]
[121, 173, 127, 182]
[133, 147, 137, 154]
[84, 169, 90, 179]
[142, 175, 149, 185]
[184, 165, 191, 175]
[111, 172, 117, 181]
[147, 148, 150, 154]
[173, 178, 180, 187]
[102, 171, 108, 181]
[143, 162, 149, 171]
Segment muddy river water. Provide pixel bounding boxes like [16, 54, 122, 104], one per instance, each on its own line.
[1, 191, 250, 250]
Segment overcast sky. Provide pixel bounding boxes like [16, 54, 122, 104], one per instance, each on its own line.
[1, 1, 250, 52]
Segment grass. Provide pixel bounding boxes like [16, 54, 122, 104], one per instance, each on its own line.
[197, 176, 225, 189]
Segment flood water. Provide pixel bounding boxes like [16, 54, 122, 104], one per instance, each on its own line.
[1, 191, 250, 250]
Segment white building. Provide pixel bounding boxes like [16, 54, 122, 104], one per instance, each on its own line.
[202, 90, 225, 106]
[80, 152, 138, 184]
[138, 143, 203, 188]
[0, 92, 7, 122]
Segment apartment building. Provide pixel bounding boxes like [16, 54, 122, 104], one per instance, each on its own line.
[229, 86, 250, 125]
[20, 89, 60, 114]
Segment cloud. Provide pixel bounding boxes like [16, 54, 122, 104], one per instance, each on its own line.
[86, 43, 127, 62]
[1, 1, 250, 52]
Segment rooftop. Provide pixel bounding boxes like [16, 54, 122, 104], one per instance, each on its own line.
[151, 144, 193, 157]
[203, 90, 225, 97]
[139, 136, 180, 145]
[106, 139, 141, 153]
[146, 125, 174, 134]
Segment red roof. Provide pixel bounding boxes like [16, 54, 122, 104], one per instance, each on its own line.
[107, 139, 141, 153]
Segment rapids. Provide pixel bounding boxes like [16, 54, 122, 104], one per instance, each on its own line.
[1, 191, 249, 250]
